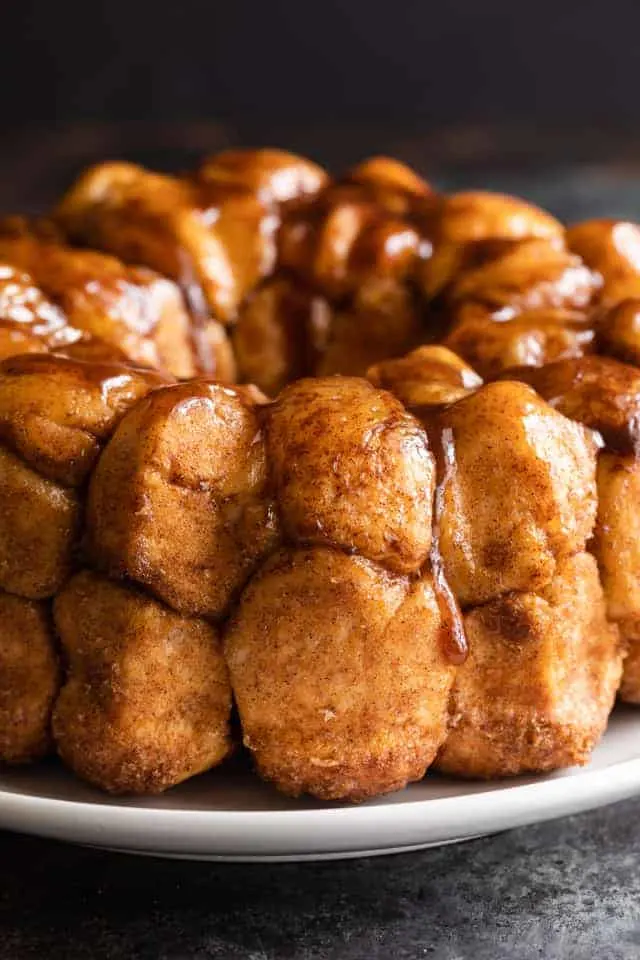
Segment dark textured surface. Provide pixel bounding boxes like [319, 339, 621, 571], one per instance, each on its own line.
[1, 799, 639, 959]
[1, 126, 640, 959]
[3, 1, 640, 130]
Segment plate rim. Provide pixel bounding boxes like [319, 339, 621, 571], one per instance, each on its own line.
[2, 754, 640, 860]
[2, 711, 640, 860]
[2, 754, 640, 822]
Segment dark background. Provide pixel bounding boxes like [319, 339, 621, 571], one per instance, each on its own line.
[5, 0, 640, 214]
[3, 0, 640, 134]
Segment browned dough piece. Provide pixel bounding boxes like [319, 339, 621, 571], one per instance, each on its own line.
[225, 546, 455, 802]
[436, 553, 622, 777]
[53, 570, 232, 794]
[0, 591, 59, 764]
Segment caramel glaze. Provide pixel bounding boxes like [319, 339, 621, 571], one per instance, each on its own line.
[254, 383, 466, 662]
[344, 156, 433, 217]
[0, 217, 210, 377]
[0, 353, 170, 408]
[595, 298, 640, 367]
[177, 251, 219, 375]
[0, 217, 169, 338]
[501, 355, 640, 457]
[278, 183, 426, 302]
[417, 408, 468, 665]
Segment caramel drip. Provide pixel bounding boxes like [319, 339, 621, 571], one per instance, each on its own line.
[177, 251, 216, 376]
[424, 416, 468, 665]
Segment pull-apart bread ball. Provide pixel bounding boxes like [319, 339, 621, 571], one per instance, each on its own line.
[419, 191, 564, 300]
[368, 360, 597, 605]
[87, 381, 279, 619]
[268, 181, 426, 382]
[0, 354, 166, 597]
[53, 570, 232, 794]
[56, 162, 266, 325]
[428, 380, 598, 607]
[0, 217, 201, 377]
[0, 263, 70, 360]
[424, 190, 563, 247]
[225, 547, 455, 802]
[367, 344, 482, 408]
[441, 237, 598, 314]
[507, 356, 640, 702]
[0, 262, 140, 367]
[595, 298, 640, 367]
[232, 277, 333, 395]
[436, 552, 622, 778]
[195, 147, 328, 205]
[226, 376, 462, 801]
[445, 305, 595, 380]
[264, 376, 434, 574]
[233, 268, 422, 392]
[567, 219, 640, 305]
[56, 150, 327, 326]
[278, 183, 424, 301]
[0, 591, 59, 764]
[345, 156, 433, 216]
[419, 212, 600, 382]
[314, 278, 423, 379]
[596, 449, 640, 702]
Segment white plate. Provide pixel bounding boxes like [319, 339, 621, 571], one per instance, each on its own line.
[1, 707, 639, 862]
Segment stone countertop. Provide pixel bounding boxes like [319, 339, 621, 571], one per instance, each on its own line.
[1, 125, 640, 959]
[0, 799, 639, 960]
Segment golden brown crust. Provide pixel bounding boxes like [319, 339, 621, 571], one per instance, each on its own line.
[0, 592, 59, 764]
[195, 148, 328, 205]
[436, 553, 622, 778]
[425, 190, 564, 246]
[444, 305, 594, 380]
[264, 377, 434, 574]
[567, 219, 640, 305]
[87, 381, 280, 618]
[234, 276, 421, 394]
[595, 298, 640, 366]
[278, 188, 424, 301]
[505, 355, 640, 456]
[57, 162, 261, 325]
[0, 217, 198, 377]
[345, 156, 433, 215]
[507, 358, 640, 707]
[57, 152, 325, 329]
[367, 344, 482, 409]
[418, 191, 564, 299]
[0, 354, 168, 486]
[435, 380, 598, 607]
[0, 354, 166, 598]
[53, 570, 232, 794]
[592, 452, 640, 627]
[0, 446, 80, 598]
[619, 631, 640, 703]
[233, 277, 332, 394]
[0, 262, 69, 353]
[435, 236, 598, 314]
[590, 449, 640, 706]
[314, 278, 423, 379]
[225, 546, 454, 801]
